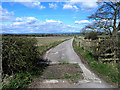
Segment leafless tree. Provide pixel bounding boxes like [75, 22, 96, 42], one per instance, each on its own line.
[88, 1, 120, 38]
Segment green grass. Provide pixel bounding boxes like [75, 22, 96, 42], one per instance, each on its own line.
[58, 61, 69, 65]
[73, 64, 80, 68]
[46, 73, 80, 80]
[73, 39, 119, 85]
[46, 76, 62, 79]
[2, 63, 47, 89]
[3, 72, 32, 89]
[63, 74, 80, 79]
[2, 39, 69, 89]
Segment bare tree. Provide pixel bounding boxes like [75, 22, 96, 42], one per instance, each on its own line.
[81, 27, 87, 35]
[88, 1, 120, 38]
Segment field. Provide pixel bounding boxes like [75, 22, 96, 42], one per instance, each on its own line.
[35, 37, 71, 46]
[34, 36, 71, 55]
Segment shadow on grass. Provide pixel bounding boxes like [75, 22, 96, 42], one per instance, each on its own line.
[2, 58, 51, 89]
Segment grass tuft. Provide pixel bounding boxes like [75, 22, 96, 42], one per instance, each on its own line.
[59, 61, 69, 65]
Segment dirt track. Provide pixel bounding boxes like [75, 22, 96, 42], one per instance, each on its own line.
[29, 38, 116, 88]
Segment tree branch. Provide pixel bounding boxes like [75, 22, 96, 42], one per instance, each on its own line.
[104, 2, 115, 10]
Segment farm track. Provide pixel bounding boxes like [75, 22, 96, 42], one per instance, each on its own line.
[43, 38, 117, 88]
[30, 38, 116, 88]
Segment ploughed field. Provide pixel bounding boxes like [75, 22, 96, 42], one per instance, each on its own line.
[35, 37, 71, 46]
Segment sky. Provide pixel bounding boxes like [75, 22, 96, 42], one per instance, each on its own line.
[0, 0, 98, 34]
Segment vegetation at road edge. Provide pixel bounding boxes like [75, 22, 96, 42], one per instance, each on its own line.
[73, 39, 119, 86]
[2, 36, 69, 89]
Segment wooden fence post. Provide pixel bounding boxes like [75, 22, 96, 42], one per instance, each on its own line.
[79, 41, 80, 47]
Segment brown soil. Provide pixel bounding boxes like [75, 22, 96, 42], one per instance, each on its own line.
[28, 64, 83, 88]
[35, 37, 71, 46]
[42, 64, 83, 80]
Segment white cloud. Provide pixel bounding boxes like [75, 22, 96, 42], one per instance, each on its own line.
[12, 0, 38, 2]
[63, 4, 73, 9]
[65, 0, 98, 11]
[32, 1, 40, 6]
[13, 17, 38, 26]
[0, 5, 15, 22]
[16, 17, 37, 21]
[46, 19, 62, 24]
[69, 0, 97, 3]
[67, 25, 76, 28]
[20, 1, 45, 9]
[73, 5, 78, 10]
[79, 1, 97, 11]
[13, 22, 25, 25]
[2, 17, 80, 33]
[75, 20, 91, 24]
[49, 3, 58, 9]
[0, 5, 2, 9]
[39, 5, 45, 9]
[63, 4, 78, 11]
[16, 17, 23, 22]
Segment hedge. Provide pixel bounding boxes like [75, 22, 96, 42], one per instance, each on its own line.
[2, 36, 40, 75]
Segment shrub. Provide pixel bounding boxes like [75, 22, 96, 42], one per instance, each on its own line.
[2, 36, 40, 75]
[85, 31, 98, 40]
[105, 36, 110, 39]
[2, 72, 32, 89]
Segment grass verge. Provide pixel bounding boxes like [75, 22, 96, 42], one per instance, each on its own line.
[73, 39, 119, 86]
[2, 38, 70, 89]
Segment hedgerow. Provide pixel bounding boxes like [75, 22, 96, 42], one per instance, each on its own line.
[2, 36, 40, 75]
[85, 31, 98, 40]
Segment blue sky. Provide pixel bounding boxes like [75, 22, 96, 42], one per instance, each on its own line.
[1, 0, 98, 34]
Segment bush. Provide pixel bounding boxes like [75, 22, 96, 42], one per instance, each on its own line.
[2, 36, 40, 75]
[105, 36, 110, 39]
[85, 31, 98, 40]
[2, 72, 32, 89]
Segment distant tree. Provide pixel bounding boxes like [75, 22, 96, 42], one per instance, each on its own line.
[84, 31, 98, 40]
[81, 28, 87, 35]
[88, 1, 120, 38]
